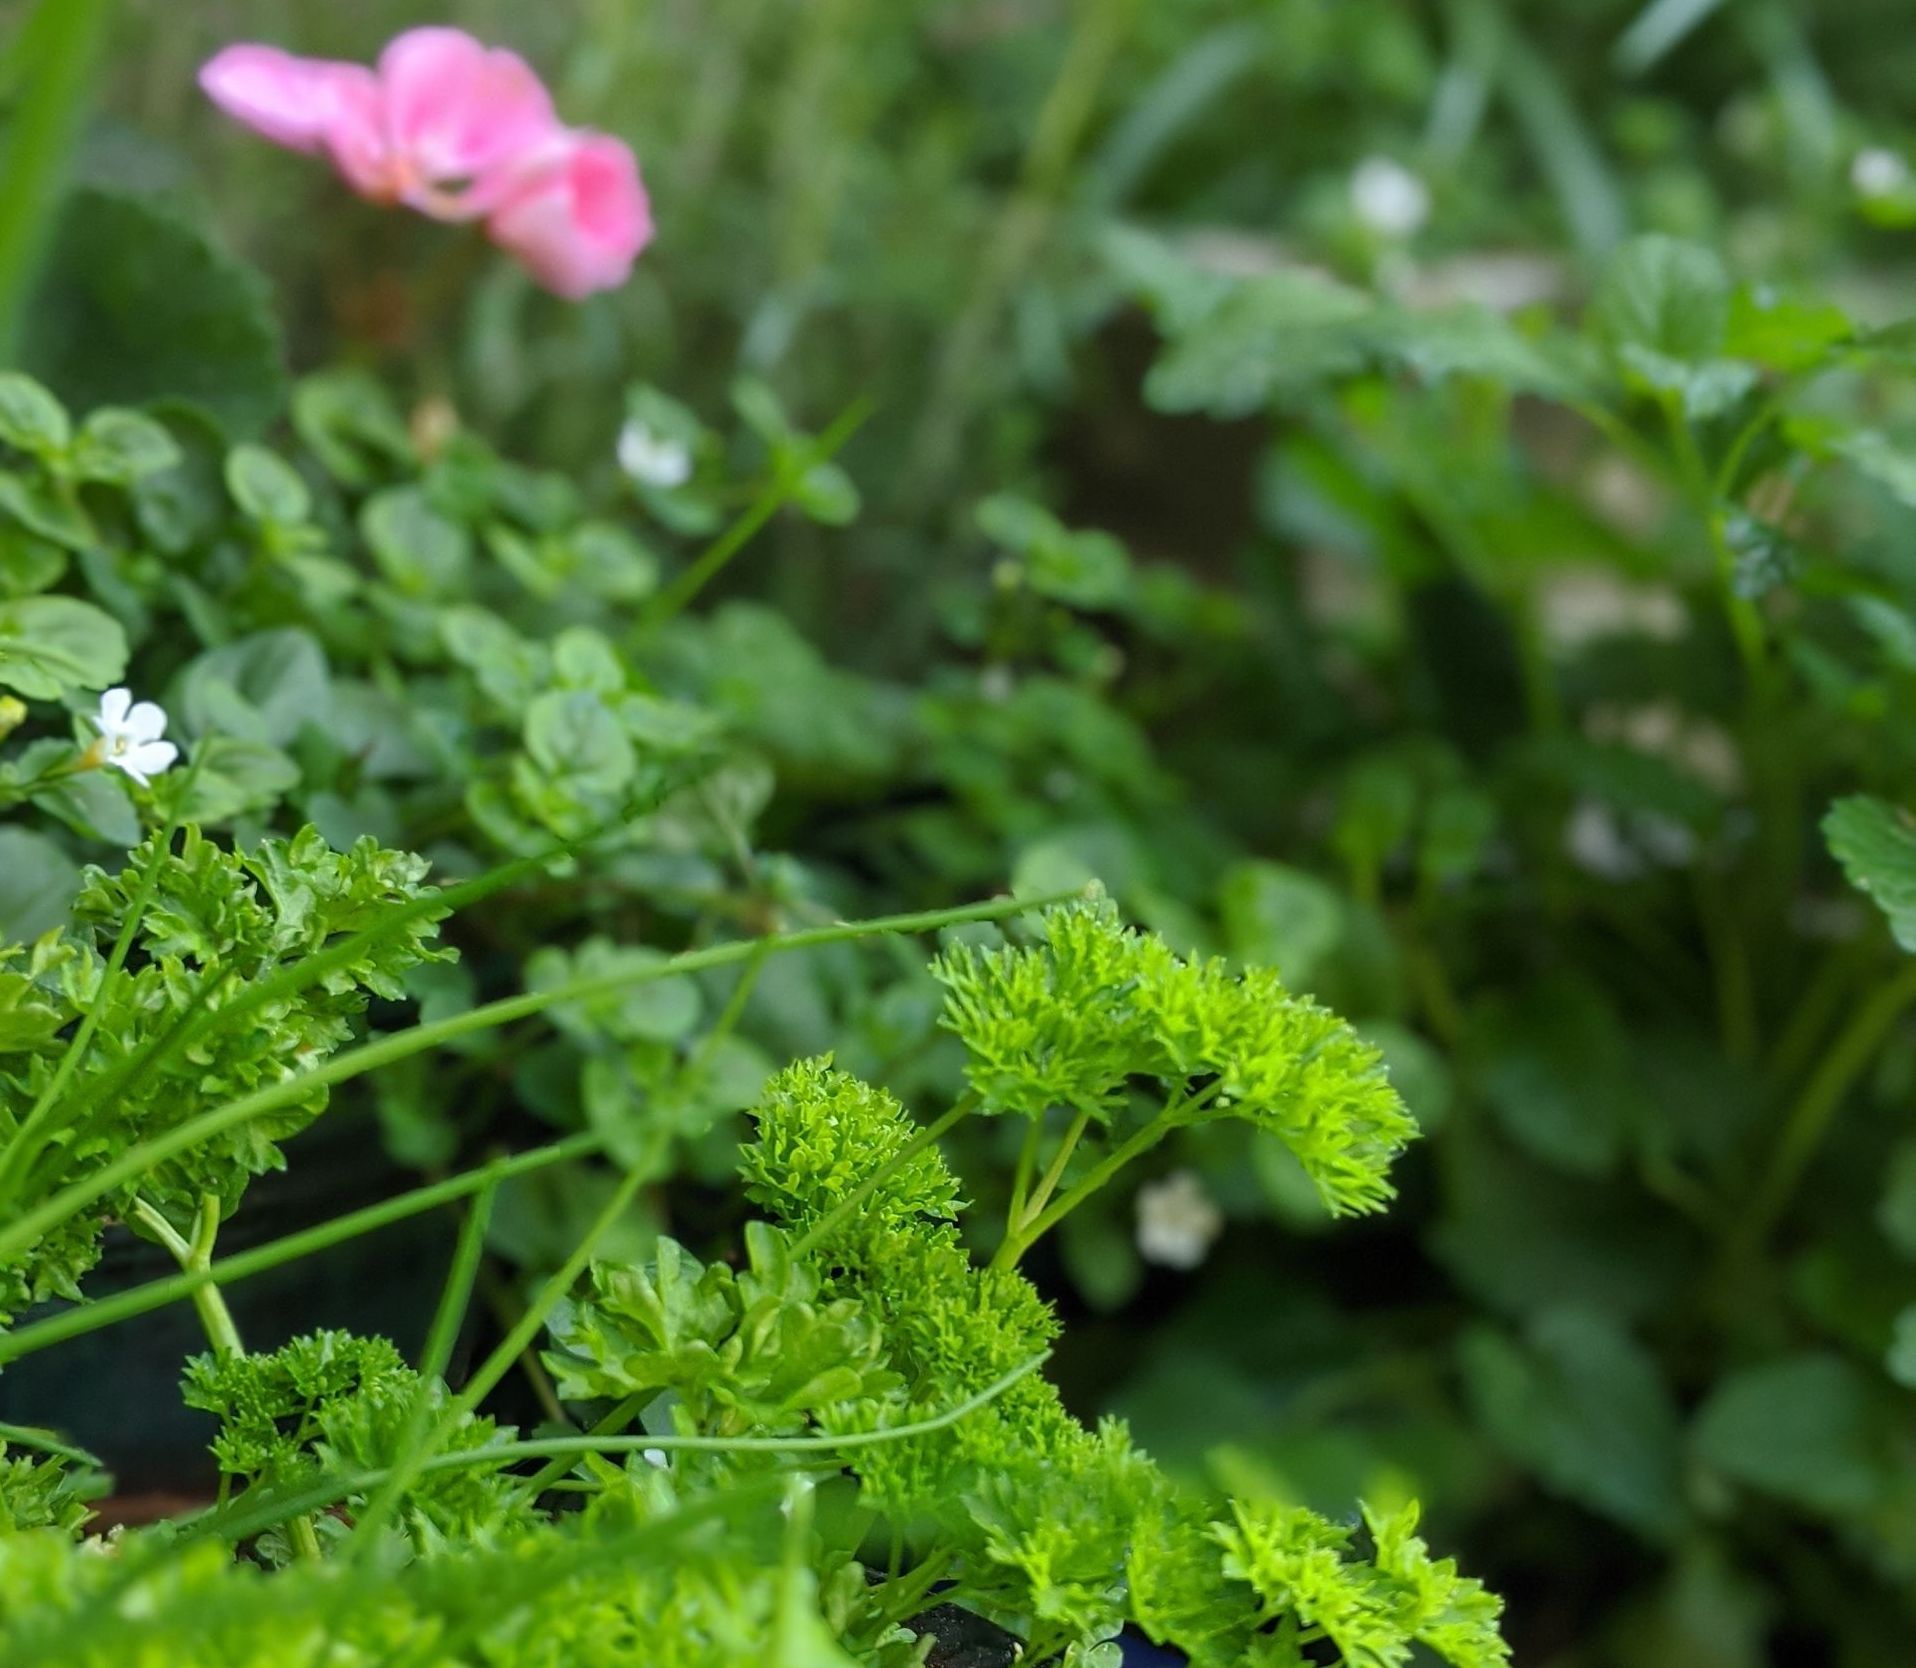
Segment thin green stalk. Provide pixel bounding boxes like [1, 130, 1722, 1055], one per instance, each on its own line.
[1013, 1109, 1092, 1234]
[0, 0, 117, 357]
[995, 1083, 1222, 1270]
[520, 1388, 646, 1496]
[129, 1195, 243, 1362]
[1692, 865, 1758, 1070]
[0, 1136, 600, 1369]
[1006, 1114, 1045, 1226]
[0, 1422, 100, 1467]
[1736, 960, 1916, 1252]
[995, 1121, 1173, 1270]
[904, 0, 1131, 491]
[218, 1352, 1048, 1539]
[1763, 937, 1875, 1098]
[788, 1097, 976, 1261]
[419, 1184, 498, 1384]
[641, 396, 874, 634]
[129, 1193, 324, 1557]
[0, 891, 1071, 1273]
[347, 1178, 500, 1555]
[377, 1162, 651, 1522]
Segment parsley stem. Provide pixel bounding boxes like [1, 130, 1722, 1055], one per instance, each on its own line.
[347, 1176, 501, 1554]
[520, 1389, 646, 1496]
[1014, 1108, 1092, 1235]
[0, 891, 1073, 1275]
[0, 1136, 601, 1369]
[995, 1082, 1221, 1269]
[204, 1352, 1049, 1541]
[357, 1161, 652, 1533]
[1006, 1114, 1044, 1226]
[129, 1194, 243, 1363]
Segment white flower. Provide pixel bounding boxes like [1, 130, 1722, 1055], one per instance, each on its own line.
[641, 1447, 669, 1469]
[1350, 157, 1430, 239]
[618, 420, 693, 490]
[1852, 148, 1910, 200]
[1537, 570, 1686, 652]
[89, 688, 178, 787]
[1135, 1170, 1224, 1271]
[1564, 800, 1642, 881]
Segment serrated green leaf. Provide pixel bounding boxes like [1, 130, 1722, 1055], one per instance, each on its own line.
[1825, 795, 1916, 952]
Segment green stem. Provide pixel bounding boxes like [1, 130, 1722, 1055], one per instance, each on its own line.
[1693, 866, 1758, 1069]
[1006, 1114, 1045, 1226]
[360, 1163, 651, 1527]
[129, 1195, 243, 1362]
[0, 1136, 600, 1370]
[1014, 1109, 1092, 1234]
[903, 0, 1130, 491]
[1737, 959, 1916, 1251]
[994, 1082, 1222, 1269]
[348, 1179, 500, 1555]
[0, 0, 117, 357]
[641, 397, 873, 635]
[521, 1389, 647, 1497]
[132, 1194, 321, 1559]
[211, 1353, 1048, 1541]
[0, 891, 1075, 1273]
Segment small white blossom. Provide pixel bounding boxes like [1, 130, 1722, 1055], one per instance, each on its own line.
[1135, 1171, 1223, 1271]
[1350, 157, 1430, 239]
[1852, 148, 1910, 200]
[641, 1447, 669, 1469]
[1538, 570, 1686, 652]
[618, 420, 693, 490]
[89, 688, 178, 787]
[1564, 801, 1640, 881]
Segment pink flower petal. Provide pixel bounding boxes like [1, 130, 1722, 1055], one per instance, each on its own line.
[199, 45, 341, 152]
[378, 27, 558, 215]
[485, 131, 652, 298]
[317, 67, 395, 201]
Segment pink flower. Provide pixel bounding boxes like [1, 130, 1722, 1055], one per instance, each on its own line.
[199, 29, 651, 296]
[485, 133, 653, 300]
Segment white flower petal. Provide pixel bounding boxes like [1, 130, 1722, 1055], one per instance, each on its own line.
[618, 422, 693, 489]
[131, 740, 178, 776]
[123, 701, 168, 745]
[1350, 157, 1430, 239]
[97, 687, 132, 731]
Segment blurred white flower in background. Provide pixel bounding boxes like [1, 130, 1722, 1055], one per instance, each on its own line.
[1135, 1171, 1224, 1270]
[1538, 570, 1686, 652]
[1565, 800, 1642, 881]
[1851, 148, 1910, 200]
[1350, 157, 1431, 239]
[618, 419, 693, 489]
[88, 688, 178, 787]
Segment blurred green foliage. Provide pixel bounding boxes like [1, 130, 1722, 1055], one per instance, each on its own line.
[8, 0, 1916, 1661]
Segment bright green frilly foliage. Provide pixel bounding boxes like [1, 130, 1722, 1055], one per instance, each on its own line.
[0, 823, 450, 1317]
[0, 884, 1498, 1667]
[932, 896, 1416, 1215]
